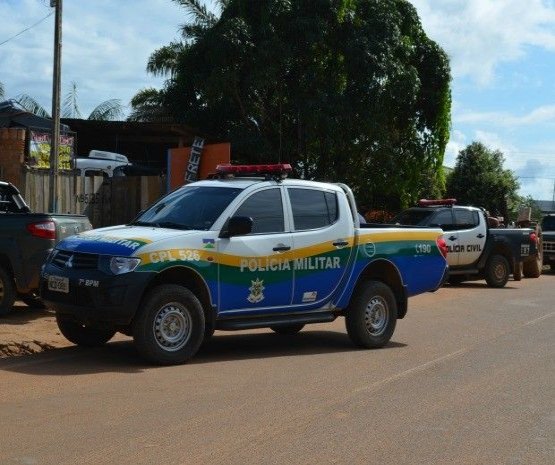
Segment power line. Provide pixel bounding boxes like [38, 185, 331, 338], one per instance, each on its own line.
[0, 11, 54, 47]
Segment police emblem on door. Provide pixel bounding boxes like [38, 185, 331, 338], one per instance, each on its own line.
[247, 278, 265, 303]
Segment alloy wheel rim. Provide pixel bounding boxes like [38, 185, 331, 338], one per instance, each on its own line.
[153, 303, 192, 352]
[365, 296, 389, 336]
[494, 262, 505, 280]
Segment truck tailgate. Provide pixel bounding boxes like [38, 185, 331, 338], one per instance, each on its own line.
[53, 215, 92, 241]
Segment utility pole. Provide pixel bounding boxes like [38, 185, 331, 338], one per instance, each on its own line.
[49, 0, 62, 213]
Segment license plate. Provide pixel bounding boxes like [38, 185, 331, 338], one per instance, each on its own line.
[48, 275, 69, 293]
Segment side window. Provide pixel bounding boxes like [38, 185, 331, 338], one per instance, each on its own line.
[454, 209, 479, 229]
[234, 188, 284, 234]
[431, 210, 455, 230]
[289, 188, 338, 230]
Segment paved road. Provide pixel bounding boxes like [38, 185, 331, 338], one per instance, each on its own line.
[1, 276, 553, 465]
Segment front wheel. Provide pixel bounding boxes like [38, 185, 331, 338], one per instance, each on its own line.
[345, 280, 397, 348]
[133, 284, 205, 365]
[56, 313, 116, 346]
[485, 254, 510, 288]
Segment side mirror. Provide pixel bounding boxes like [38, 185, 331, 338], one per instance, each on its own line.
[220, 216, 253, 238]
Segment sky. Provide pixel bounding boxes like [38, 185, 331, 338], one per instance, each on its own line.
[1, 0, 555, 200]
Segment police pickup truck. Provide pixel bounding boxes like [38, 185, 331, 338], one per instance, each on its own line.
[393, 199, 540, 287]
[40, 164, 448, 365]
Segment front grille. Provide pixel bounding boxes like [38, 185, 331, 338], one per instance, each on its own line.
[543, 241, 555, 252]
[52, 250, 99, 270]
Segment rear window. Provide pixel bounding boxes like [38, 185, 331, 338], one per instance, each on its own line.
[454, 209, 480, 229]
[393, 209, 435, 226]
[288, 188, 338, 230]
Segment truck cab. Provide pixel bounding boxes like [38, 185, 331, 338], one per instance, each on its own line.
[394, 199, 539, 287]
[73, 150, 130, 178]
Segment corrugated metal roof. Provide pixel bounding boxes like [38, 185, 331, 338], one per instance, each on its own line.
[0, 100, 69, 131]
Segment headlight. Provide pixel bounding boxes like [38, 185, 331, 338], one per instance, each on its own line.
[109, 256, 141, 275]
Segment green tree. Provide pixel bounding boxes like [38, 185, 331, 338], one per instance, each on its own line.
[446, 142, 520, 221]
[138, 0, 451, 207]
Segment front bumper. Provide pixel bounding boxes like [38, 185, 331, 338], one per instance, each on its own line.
[40, 264, 155, 325]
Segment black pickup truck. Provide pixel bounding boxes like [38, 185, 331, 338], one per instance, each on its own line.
[393, 200, 540, 287]
[0, 181, 92, 315]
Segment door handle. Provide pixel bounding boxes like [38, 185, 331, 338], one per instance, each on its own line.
[273, 245, 291, 252]
[477, 233, 485, 238]
[333, 240, 349, 248]
[448, 235, 457, 241]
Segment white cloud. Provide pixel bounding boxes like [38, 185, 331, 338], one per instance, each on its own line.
[456, 105, 555, 127]
[409, 0, 555, 85]
[0, 0, 183, 115]
[444, 129, 467, 167]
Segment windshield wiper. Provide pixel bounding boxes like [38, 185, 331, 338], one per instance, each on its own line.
[128, 220, 159, 227]
[157, 222, 192, 230]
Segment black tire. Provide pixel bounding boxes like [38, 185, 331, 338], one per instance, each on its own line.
[133, 284, 205, 365]
[345, 280, 397, 348]
[20, 293, 46, 309]
[513, 262, 523, 281]
[551, 264, 555, 272]
[270, 324, 305, 335]
[523, 251, 542, 279]
[56, 313, 116, 347]
[0, 266, 16, 316]
[485, 254, 510, 288]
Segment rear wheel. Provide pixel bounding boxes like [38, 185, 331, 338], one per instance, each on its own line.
[523, 254, 542, 278]
[270, 324, 305, 335]
[346, 280, 397, 348]
[133, 284, 205, 365]
[56, 313, 116, 346]
[0, 266, 16, 316]
[485, 254, 510, 288]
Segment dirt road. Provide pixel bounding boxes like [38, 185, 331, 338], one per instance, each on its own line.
[1, 275, 553, 465]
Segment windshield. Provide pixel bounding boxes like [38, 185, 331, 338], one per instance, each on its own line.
[392, 209, 435, 226]
[132, 185, 243, 230]
[542, 215, 555, 231]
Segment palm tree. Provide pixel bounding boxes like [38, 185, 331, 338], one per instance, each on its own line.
[15, 81, 123, 121]
[129, 0, 229, 121]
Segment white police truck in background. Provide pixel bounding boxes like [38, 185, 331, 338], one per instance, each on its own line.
[394, 200, 540, 287]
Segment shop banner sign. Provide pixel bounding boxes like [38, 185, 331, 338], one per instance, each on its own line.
[28, 131, 74, 170]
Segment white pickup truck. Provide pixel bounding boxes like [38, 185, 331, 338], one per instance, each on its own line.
[394, 200, 540, 287]
[41, 164, 448, 365]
